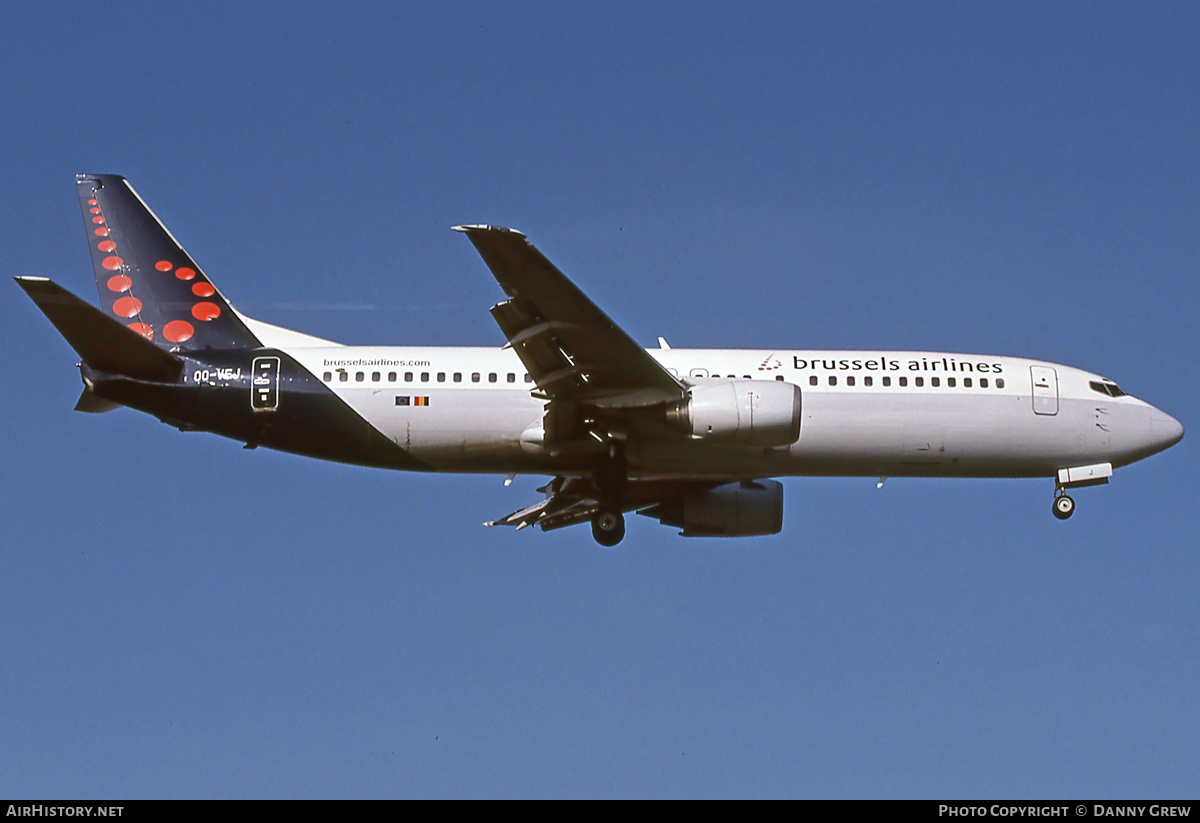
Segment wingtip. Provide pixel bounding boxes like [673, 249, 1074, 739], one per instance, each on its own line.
[452, 224, 526, 238]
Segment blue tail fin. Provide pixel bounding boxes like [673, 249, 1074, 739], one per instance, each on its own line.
[78, 174, 261, 350]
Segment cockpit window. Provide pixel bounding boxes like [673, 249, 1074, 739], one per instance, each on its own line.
[1089, 380, 1127, 398]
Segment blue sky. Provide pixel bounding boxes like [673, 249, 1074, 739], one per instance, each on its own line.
[2, 2, 1197, 798]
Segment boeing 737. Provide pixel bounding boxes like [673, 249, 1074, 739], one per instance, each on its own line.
[16, 174, 1184, 545]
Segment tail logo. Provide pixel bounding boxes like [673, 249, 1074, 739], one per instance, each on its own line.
[79, 174, 262, 351]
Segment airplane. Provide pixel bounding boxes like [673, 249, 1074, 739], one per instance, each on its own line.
[16, 174, 1184, 546]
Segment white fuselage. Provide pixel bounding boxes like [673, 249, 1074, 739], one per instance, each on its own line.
[288, 346, 1181, 481]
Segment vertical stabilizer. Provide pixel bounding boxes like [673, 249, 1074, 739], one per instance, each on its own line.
[77, 174, 261, 350]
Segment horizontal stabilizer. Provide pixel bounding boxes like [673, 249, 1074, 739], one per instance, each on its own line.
[75, 386, 120, 413]
[15, 277, 183, 382]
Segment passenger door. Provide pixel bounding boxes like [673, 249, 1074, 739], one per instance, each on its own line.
[1030, 365, 1058, 416]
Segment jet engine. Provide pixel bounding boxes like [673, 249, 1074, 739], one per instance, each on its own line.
[665, 380, 801, 447]
[639, 480, 784, 537]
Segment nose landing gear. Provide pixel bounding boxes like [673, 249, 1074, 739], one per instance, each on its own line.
[1050, 462, 1112, 521]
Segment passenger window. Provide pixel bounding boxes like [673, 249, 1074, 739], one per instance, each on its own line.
[809, 375, 818, 386]
[356, 372, 365, 382]
[322, 372, 332, 382]
[915, 377, 924, 387]
[339, 372, 348, 383]
[931, 377, 939, 387]
[947, 377, 955, 387]
[525, 374, 533, 383]
[775, 375, 784, 381]
[372, 371, 380, 382]
[437, 372, 446, 382]
[828, 376, 837, 386]
[996, 378, 1005, 389]
[472, 373, 480, 383]
[405, 372, 413, 382]
[846, 375, 856, 387]
[864, 376, 873, 387]
[489, 373, 497, 383]
[453, 373, 462, 383]
[980, 378, 989, 388]
[421, 372, 429, 382]
[964, 377, 972, 388]
[507, 373, 516, 383]
[388, 372, 397, 382]
[899, 376, 908, 387]
[883, 376, 891, 387]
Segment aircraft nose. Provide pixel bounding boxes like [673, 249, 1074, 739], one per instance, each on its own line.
[1149, 407, 1184, 452]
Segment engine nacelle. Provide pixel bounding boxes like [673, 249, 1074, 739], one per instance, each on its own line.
[667, 380, 801, 447]
[640, 480, 784, 537]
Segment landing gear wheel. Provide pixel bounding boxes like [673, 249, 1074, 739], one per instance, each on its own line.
[591, 509, 626, 547]
[1053, 494, 1075, 520]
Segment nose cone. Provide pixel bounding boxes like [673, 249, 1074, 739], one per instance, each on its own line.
[1149, 407, 1185, 453]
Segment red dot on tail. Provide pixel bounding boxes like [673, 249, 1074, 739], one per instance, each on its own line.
[155, 260, 173, 272]
[112, 296, 143, 317]
[90, 207, 101, 215]
[175, 267, 196, 280]
[98, 240, 116, 252]
[102, 256, 125, 270]
[192, 282, 215, 297]
[88, 199, 97, 206]
[107, 275, 132, 293]
[163, 320, 194, 343]
[127, 323, 153, 339]
[92, 216, 105, 224]
[192, 301, 221, 321]
[95, 227, 109, 237]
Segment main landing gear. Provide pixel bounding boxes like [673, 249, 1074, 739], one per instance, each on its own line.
[1052, 492, 1075, 520]
[590, 442, 628, 547]
[591, 508, 626, 547]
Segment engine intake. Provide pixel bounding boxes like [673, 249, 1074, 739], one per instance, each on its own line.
[665, 380, 801, 447]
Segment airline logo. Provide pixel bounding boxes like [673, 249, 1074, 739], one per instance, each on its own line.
[757, 354, 783, 372]
[395, 396, 430, 407]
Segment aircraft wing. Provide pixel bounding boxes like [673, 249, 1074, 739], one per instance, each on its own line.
[454, 225, 685, 408]
[486, 476, 728, 533]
